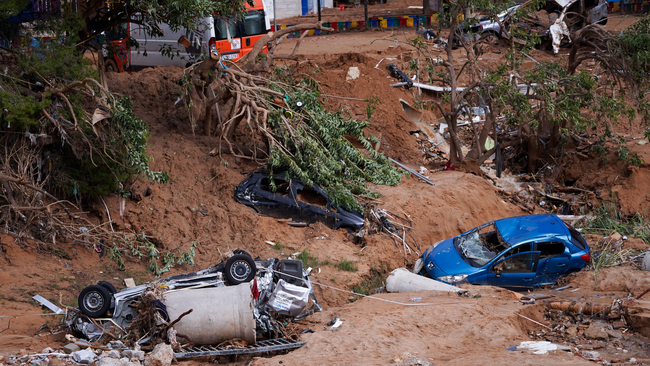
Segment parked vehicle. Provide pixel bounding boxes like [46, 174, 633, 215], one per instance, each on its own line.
[416, 214, 590, 289]
[234, 171, 365, 231]
[210, 0, 270, 62]
[102, 0, 270, 72]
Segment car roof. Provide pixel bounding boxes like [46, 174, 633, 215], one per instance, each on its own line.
[495, 214, 570, 245]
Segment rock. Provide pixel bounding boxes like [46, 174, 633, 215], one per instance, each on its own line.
[72, 349, 96, 364]
[48, 358, 63, 366]
[102, 350, 121, 359]
[41, 348, 55, 354]
[605, 329, 623, 339]
[584, 324, 609, 340]
[582, 351, 600, 359]
[642, 251, 650, 271]
[62, 344, 80, 355]
[608, 232, 623, 243]
[122, 350, 145, 361]
[612, 320, 626, 329]
[566, 326, 578, 336]
[108, 341, 126, 350]
[143, 344, 173, 366]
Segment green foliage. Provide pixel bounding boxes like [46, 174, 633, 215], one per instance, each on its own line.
[365, 96, 381, 121]
[266, 76, 401, 212]
[109, 96, 170, 184]
[618, 16, 650, 83]
[0, 0, 29, 20]
[295, 250, 323, 268]
[335, 258, 358, 272]
[583, 201, 650, 244]
[0, 88, 51, 129]
[127, 234, 199, 276]
[352, 263, 389, 296]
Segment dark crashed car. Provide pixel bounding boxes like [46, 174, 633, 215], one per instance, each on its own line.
[417, 214, 590, 289]
[234, 172, 364, 231]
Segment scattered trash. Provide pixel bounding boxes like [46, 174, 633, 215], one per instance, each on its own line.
[507, 341, 571, 354]
[388, 158, 434, 186]
[369, 208, 420, 256]
[409, 297, 422, 302]
[123, 278, 136, 288]
[328, 318, 343, 331]
[33, 295, 64, 315]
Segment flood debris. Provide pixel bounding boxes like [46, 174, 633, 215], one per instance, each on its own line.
[506, 341, 571, 354]
[368, 208, 421, 256]
[55, 250, 319, 359]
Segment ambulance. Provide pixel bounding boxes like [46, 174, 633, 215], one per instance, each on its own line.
[103, 0, 271, 72]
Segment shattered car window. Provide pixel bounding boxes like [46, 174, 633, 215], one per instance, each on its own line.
[456, 222, 509, 267]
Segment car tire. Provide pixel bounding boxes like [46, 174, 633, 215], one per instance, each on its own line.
[78, 285, 112, 318]
[481, 31, 499, 44]
[224, 254, 257, 285]
[97, 281, 117, 294]
[105, 59, 118, 73]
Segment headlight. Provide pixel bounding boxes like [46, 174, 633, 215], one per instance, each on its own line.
[437, 274, 468, 283]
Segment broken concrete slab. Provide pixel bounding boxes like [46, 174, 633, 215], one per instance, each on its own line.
[385, 268, 467, 294]
[144, 344, 173, 366]
[623, 299, 650, 337]
[62, 344, 80, 354]
[584, 324, 609, 340]
[72, 349, 96, 364]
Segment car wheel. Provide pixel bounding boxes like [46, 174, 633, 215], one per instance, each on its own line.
[78, 285, 111, 318]
[97, 281, 117, 294]
[481, 32, 499, 44]
[105, 59, 118, 73]
[224, 254, 257, 285]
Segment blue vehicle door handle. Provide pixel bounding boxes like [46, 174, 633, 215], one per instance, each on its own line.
[556, 263, 566, 267]
[522, 278, 533, 282]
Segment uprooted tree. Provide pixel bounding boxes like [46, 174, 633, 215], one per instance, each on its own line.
[181, 22, 402, 212]
[1, 1, 404, 271]
[404, 0, 650, 172]
[0, 1, 248, 272]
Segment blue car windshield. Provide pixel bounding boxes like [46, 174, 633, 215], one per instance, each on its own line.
[454, 222, 510, 267]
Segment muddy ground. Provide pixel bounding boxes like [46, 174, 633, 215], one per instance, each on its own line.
[1, 8, 650, 366]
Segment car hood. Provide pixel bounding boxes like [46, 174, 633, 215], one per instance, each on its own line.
[423, 238, 478, 277]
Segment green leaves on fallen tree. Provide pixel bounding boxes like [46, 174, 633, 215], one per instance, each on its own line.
[265, 77, 401, 212]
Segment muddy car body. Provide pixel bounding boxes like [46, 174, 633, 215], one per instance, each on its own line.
[234, 172, 364, 231]
[418, 214, 590, 289]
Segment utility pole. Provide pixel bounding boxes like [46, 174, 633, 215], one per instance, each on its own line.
[364, 0, 368, 28]
[318, 0, 321, 21]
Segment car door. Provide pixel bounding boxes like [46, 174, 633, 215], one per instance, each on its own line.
[533, 241, 570, 285]
[487, 244, 540, 289]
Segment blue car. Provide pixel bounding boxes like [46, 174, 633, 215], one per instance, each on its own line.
[418, 214, 590, 289]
